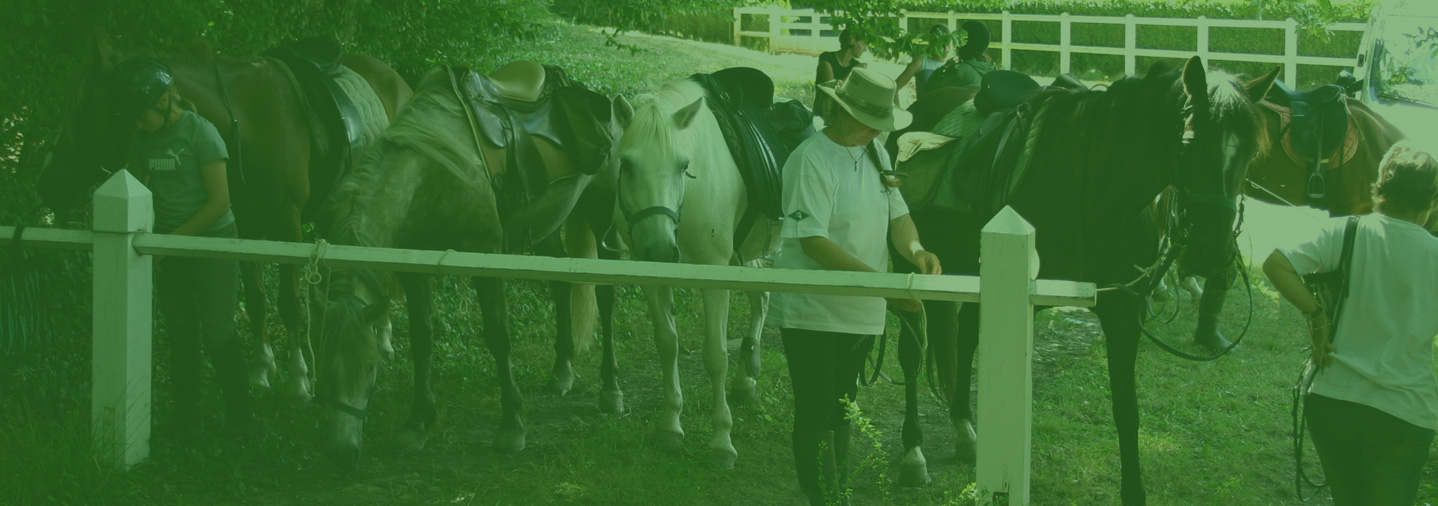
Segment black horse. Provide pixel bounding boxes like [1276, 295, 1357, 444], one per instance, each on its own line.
[889, 57, 1279, 504]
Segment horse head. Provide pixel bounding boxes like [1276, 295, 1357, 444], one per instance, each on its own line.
[313, 269, 393, 470]
[1171, 57, 1280, 278]
[613, 88, 710, 263]
[39, 34, 132, 211]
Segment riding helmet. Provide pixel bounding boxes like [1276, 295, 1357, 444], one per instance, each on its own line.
[110, 58, 174, 124]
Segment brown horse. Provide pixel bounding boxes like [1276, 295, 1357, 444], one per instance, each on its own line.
[889, 58, 1278, 504]
[38, 36, 413, 402]
[312, 63, 621, 468]
[1187, 96, 1434, 349]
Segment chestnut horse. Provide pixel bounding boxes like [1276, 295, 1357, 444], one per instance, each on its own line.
[38, 37, 412, 402]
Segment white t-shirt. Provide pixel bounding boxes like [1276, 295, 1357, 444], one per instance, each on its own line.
[770, 133, 910, 335]
[1279, 213, 1438, 430]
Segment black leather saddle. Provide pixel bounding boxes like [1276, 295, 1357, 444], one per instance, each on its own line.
[263, 38, 364, 221]
[451, 64, 612, 205]
[1265, 71, 1362, 199]
[692, 67, 814, 232]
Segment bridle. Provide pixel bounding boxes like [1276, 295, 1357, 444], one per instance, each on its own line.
[617, 164, 695, 232]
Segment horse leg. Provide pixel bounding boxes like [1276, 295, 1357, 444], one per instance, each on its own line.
[1192, 271, 1234, 351]
[597, 244, 624, 414]
[645, 284, 685, 450]
[897, 303, 933, 486]
[395, 273, 440, 452]
[278, 263, 312, 402]
[476, 276, 526, 453]
[240, 261, 276, 389]
[950, 301, 980, 464]
[700, 288, 738, 469]
[1096, 295, 1148, 506]
[730, 287, 766, 406]
[548, 278, 578, 395]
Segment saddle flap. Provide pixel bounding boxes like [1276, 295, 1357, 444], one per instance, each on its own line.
[1262, 99, 1359, 167]
[551, 86, 613, 175]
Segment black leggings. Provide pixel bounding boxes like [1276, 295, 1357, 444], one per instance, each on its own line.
[156, 223, 240, 348]
[782, 328, 875, 432]
[1306, 393, 1434, 506]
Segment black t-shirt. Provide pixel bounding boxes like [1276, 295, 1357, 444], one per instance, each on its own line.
[816, 51, 862, 83]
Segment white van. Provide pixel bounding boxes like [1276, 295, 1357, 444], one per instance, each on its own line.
[1353, 0, 1438, 144]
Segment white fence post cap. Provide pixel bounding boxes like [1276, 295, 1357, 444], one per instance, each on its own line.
[93, 170, 152, 233]
[982, 206, 1035, 237]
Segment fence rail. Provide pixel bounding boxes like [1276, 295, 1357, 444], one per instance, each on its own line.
[6, 171, 1098, 504]
[734, 6, 1367, 87]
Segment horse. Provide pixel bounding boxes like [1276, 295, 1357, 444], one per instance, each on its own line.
[610, 78, 778, 469]
[37, 35, 413, 403]
[889, 57, 1279, 504]
[312, 62, 621, 468]
[1185, 96, 1434, 349]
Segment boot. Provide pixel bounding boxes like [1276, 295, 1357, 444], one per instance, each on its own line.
[1193, 286, 1234, 351]
[793, 431, 840, 506]
[169, 337, 203, 441]
[211, 339, 254, 436]
[833, 425, 853, 506]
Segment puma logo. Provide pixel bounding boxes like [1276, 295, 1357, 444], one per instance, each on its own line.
[149, 148, 185, 172]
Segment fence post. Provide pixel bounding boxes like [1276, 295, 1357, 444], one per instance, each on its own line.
[91, 170, 154, 469]
[1196, 15, 1211, 68]
[1060, 12, 1072, 76]
[976, 206, 1038, 505]
[770, 9, 781, 55]
[1124, 14, 1137, 76]
[948, 10, 956, 32]
[1002, 11, 1013, 70]
[733, 8, 742, 47]
[1284, 18, 1299, 87]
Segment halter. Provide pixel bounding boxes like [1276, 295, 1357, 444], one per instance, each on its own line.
[617, 166, 695, 231]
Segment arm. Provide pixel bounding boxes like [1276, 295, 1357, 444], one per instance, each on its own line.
[168, 160, 231, 237]
[889, 213, 941, 275]
[799, 236, 877, 273]
[1263, 249, 1335, 368]
[894, 58, 923, 105]
[817, 60, 835, 83]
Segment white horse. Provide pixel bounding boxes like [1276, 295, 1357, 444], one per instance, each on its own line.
[613, 79, 777, 468]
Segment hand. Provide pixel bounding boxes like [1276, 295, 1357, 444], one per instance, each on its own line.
[887, 297, 922, 313]
[1307, 311, 1336, 370]
[912, 250, 942, 275]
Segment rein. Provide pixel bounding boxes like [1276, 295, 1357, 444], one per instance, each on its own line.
[302, 240, 371, 422]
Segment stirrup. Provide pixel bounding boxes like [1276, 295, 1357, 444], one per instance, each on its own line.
[1306, 172, 1327, 201]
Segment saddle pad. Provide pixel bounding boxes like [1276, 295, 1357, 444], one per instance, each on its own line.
[333, 66, 391, 148]
[1263, 100, 1360, 168]
[895, 132, 962, 210]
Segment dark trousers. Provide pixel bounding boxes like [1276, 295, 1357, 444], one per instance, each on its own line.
[781, 327, 875, 432]
[1306, 393, 1434, 506]
[156, 224, 240, 349]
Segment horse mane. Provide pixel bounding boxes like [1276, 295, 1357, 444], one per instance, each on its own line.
[618, 79, 706, 163]
[323, 67, 477, 250]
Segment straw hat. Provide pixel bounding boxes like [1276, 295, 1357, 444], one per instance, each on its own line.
[817, 67, 913, 132]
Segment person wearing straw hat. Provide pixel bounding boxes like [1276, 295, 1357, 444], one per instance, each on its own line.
[772, 67, 942, 505]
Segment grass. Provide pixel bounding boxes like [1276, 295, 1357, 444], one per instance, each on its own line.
[3, 19, 1436, 506]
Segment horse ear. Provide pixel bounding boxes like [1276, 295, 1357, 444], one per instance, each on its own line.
[614, 95, 635, 129]
[672, 97, 705, 130]
[1181, 56, 1208, 102]
[1245, 66, 1282, 103]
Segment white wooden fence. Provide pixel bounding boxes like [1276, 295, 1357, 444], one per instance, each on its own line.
[733, 6, 1367, 87]
[5, 171, 1097, 504]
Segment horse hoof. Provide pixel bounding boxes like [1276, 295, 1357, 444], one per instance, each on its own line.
[494, 428, 526, 453]
[249, 369, 271, 390]
[899, 448, 931, 487]
[599, 388, 625, 415]
[730, 378, 758, 406]
[708, 448, 737, 470]
[394, 429, 429, 453]
[955, 421, 978, 464]
[548, 373, 575, 396]
[652, 429, 685, 451]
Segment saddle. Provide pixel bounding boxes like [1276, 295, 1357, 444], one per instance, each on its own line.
[691, 67, 814, 235]
[263, 38, 366, 221]
[1263, 71, 1364, 200]
[450, 63, 613, 206]
[932, 71, 1086, 218]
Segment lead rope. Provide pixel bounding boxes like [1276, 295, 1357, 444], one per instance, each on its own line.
[303, 239, 330, 389]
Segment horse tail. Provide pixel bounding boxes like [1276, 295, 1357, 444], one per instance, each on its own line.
[564, 213, 598, 352]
